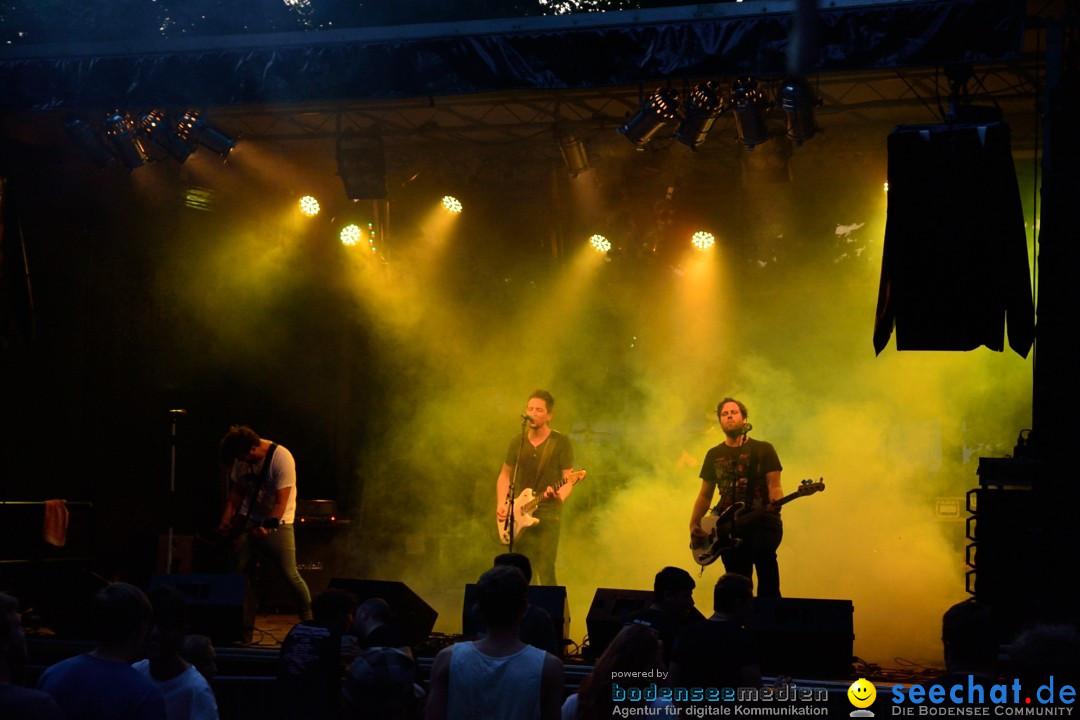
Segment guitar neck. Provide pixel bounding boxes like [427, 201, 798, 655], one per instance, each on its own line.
[521, 472, 579, 514]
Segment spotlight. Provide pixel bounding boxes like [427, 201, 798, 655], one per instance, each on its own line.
[65, 118, 114, 168]
[691, 231, 715, 250]
[138, 109, 195, 163]
[340, 224, 361, 246]
[675, 81, 725, 151]
[103, 112, 146, 170]
[337, 129, 386, 200]
[778, 76, 818, 147]
[619, 87, 680, 147]
[589, 234, 611, 253]
[729, 77, 770, 150]
[884, 181, 889, 193]
[180, 109, 235, 158]
[555, 127, 590, 177]
[299, 195, 320, 216]
[442, 196, 463, 214]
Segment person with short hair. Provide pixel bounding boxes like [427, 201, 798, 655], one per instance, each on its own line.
[625, 566, 701, 665]
[689, 398, 784, 597]
[495, 390, 582, 586]
[670, 573, 761, 691]
[425, 566, 564, 720]
[37, 582, 167, 720]
[218, 424, 312, 621]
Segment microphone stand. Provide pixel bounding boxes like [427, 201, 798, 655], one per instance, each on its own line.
[165, 409, 186, 574]
[505, 415, 530, 553]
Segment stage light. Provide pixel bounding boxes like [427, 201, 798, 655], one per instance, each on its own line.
[299, 195, 320, 216]
[778, 76, 818, 147]
[65, 118, 114, 168]
[180, 109, 236, 158]
[884, 181, 889, 193]
[442, 196, 463, 214]
[104, 112, 146, 170]
[367, 222, 378, 254]
[691, 231, 715, 250]
[589, 234, 611, 253]
[555, 127, 590, 177]
[675, 81, 725, 151]
[337, 129, 386, 200]
[618, 87, 680, 147]
[340, 224, 361, 246]
[729, 77, 770, 150]
[138, 109, 195, 164]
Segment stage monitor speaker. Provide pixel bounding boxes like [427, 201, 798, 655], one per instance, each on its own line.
[584, 588, 653, 660]
[150, 573, 252, 645]
[329, 578, 437, 647]
[462, 584, 570, 657]
[748, 597, 854, 679]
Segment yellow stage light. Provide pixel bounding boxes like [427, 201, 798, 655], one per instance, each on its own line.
[299, 195, 320, 216]
[589, 234, 611, 253]
[442, 195, 463, 214]
[691, 231, 715, 250]
[340, 224, 362, 246]
[884, 181, 889, 193]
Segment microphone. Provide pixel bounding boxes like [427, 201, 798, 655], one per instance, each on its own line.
[521, 414, 535, 422]
[740, 423, 753, 435]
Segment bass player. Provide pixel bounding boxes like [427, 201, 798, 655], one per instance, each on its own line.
[689, 398, 784, 598]
[495, 389, 581, 586]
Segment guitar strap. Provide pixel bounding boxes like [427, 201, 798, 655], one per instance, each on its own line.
[242, 443, 278, 522]
[532, 431, 559, 489]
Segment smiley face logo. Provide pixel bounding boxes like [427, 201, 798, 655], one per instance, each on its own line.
[848, 678, 877, 709]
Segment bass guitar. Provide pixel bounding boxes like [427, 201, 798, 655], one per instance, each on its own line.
[498, 469, 586, 545]
[690, 478, 825, 567]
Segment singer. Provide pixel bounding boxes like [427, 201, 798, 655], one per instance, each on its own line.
[494, 389, 579, 586]
[688, 398, 784, 597]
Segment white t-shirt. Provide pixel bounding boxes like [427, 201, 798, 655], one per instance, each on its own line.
[132, 660, 219, 720]
[229, 442, 298, 523]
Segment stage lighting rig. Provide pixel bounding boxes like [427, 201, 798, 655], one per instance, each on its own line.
[180, 109, 236, 158]
[619, 87, 680, 147]
[104, 112, 146, 169]
[139, 109, 195, 164]
[778, 76, 820, 147]
[729, 77, 771, 150]
[555, 126, 590, 177]
[675, 81, 726, 151]
[65, 118, 114, 168]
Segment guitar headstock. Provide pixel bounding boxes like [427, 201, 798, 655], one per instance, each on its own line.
[797, 477, 825, 495]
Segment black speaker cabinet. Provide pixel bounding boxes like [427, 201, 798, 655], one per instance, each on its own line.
[747, 597, 854, 679]
[328, 578, 437, 647]
[462, 584, 571, 656]
[584, 588, 653, 660]
[150, 573, 253, 645]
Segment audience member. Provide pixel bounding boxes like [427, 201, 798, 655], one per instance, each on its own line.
[0, 591, 64, 720]
[132, 586, 219, 720]
[178, 635, 216, 685]
[670, 573, 761, 691]
[626, 566, 702, 665]
[562, 623, 670, 720]
[466, 553, 560, 656]
[37, 581, 167, 720]
[350, 598, 412, 659]
[277, 588, 357, 720]
[425, 565, 563, 720]
[342, 646, 421, 720]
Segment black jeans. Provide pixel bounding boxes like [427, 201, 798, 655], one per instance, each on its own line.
[720, 517, 784, 597]
[513, 515, 562, 586]
[234, 523, 313, 620]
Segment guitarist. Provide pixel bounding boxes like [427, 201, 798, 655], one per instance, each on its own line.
[689, 398, 784, 597]
[494, 390, 576, 586]
[218, 425, 312, 622]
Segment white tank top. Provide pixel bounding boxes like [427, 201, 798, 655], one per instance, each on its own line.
[447, 641, 546, 720]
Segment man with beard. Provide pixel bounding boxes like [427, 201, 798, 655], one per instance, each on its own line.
[689, 398, 784, 597]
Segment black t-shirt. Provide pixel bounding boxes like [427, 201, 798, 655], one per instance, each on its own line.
[699, 438, 782, 512]
[671, 618, 759, 690]
[626, 606, 706, 666]
[504, 431, 574, 519]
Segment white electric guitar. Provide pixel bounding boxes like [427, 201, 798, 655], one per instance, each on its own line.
[498, 469, 586, 545]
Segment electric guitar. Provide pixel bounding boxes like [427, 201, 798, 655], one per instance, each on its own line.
[498, 469, 586, 545]
[690, 478, 825, 567]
